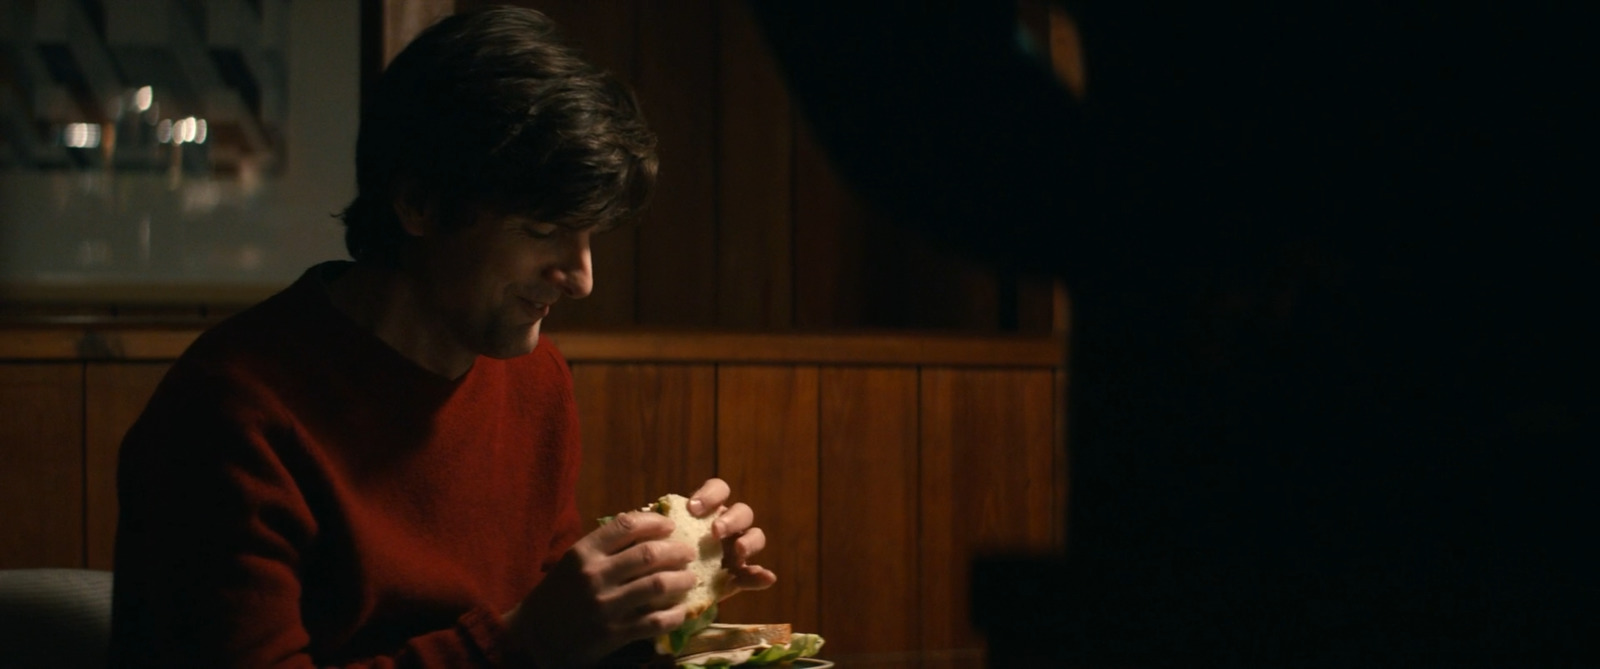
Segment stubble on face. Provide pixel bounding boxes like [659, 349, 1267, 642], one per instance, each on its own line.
[418, 256, 547, 363]
[474, 295, 545, 360]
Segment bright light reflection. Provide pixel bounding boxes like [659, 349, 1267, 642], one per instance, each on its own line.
[156, 117, 209, 144]
[134, 86, 153, 111]
[63, 123, 101, 148]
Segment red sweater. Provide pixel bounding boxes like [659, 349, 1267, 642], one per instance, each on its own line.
[111, 263, 586, 667]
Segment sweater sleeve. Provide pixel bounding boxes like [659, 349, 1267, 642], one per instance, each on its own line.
[540, 484, 585, 577]
[109, 375, 518, 669]
[539, 343, 587, 575]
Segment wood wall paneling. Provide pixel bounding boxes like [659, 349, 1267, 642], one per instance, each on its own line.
[84, 362, 170, 570]
[792, 116, 866, 330]
[851, 212, 1004, 332]
[519, 1, 636, 77]
[918, 367, 1057, 664]
[714, 365, 820, 632]
[907, 234, 1004, 332]
[633, 0, 720, 327]
[570, 363, 716, 522]
[792, 99, 1015, 334]
[817, 368, 920, 662]
[715, 0, 794, 330]
[0, 363, 85, 568]
[1015, 275, 1062, 334]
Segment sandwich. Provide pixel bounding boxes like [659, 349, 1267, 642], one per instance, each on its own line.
[612, 494, 826, 667]
[665, 614, 824, 668]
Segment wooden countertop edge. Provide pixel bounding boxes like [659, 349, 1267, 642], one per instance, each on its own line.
[0, 328, 1067, 367]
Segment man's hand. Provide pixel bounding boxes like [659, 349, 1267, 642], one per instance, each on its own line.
[501, 511, 697, 668]
[687, 478, 779, 599]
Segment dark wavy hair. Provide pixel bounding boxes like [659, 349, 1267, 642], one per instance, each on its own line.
[339, 6, 658, 262]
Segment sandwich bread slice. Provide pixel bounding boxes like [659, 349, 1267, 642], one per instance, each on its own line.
[654, 493, 736, 621]
[677, 623, 791, 657]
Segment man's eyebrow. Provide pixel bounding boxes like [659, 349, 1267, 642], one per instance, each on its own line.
[590, 218, 624, 234]
[504, 216, 559, 229]
[553, 217, 618, 234]
[506, 213, 617, 234]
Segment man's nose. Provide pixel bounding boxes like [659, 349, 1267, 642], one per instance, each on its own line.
[542, 232, 593, 299]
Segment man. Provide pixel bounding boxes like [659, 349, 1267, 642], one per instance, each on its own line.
[110, 7, 775, 667]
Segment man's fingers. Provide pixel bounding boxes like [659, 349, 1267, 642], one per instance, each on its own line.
[688, 478, 730, 517]
[588, 511, 674, 556]
[602, 568, 698, 619]
[713, 502, 754, 539]
[614, 603, 691, 642]
[602, 539, 695, 585]
[719, 565, 778, 600]
[725, 526, 766, 565]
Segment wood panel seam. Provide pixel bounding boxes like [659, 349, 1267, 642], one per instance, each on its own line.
[914, 364, 926, 656]
[79, 362, 89, 569]
[811, 363, 823, 629]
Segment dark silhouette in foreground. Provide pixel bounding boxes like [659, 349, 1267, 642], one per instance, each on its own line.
[750, 1, 1595, 665]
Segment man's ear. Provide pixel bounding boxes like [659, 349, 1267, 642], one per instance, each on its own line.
[392, 186, 435, 238]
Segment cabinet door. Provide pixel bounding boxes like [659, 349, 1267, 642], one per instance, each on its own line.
[85, 362, 171, 570]
[0, 363, 85, 568]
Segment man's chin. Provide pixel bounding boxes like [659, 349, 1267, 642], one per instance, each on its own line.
[485, 324, 542, 359]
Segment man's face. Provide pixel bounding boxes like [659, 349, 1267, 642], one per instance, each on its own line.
[409, 208, 594, 361]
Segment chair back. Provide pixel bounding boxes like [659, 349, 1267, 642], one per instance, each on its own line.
[0, 568, 114, 669]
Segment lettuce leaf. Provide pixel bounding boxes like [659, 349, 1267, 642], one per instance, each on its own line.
[667, 604, 718, 654]
[598, 498, 666, 527]
[743, 634, 824, 665]
[677, 632, 825, 667]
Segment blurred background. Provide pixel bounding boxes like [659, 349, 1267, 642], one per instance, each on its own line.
[0, 0, 357, 307]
